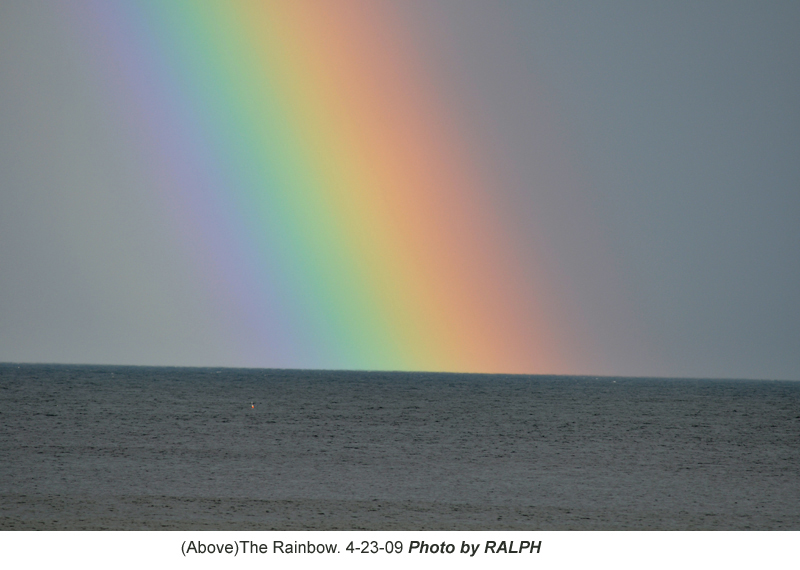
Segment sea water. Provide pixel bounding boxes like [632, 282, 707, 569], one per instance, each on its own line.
[1, 364, 798, 529]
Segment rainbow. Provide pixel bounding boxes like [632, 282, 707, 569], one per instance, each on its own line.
[69, 1, 571, 374]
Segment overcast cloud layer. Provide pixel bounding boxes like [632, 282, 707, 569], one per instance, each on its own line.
[1, 2, 798, 379]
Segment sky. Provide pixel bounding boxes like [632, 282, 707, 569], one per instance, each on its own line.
[1, 1, 798, 379]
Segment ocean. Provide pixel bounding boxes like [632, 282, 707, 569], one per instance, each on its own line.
[1, 363, 798, 530]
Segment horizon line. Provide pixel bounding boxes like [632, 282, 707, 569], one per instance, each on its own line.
[1, 361, 796, 382]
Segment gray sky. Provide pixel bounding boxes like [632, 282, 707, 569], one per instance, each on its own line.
[401, 1, 800, 379]
[1, 1, 798, 378]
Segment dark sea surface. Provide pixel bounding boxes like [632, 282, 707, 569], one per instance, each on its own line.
[1, 363, 798, 530]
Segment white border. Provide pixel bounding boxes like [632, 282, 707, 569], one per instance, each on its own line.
[2, 531, 796, 569]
